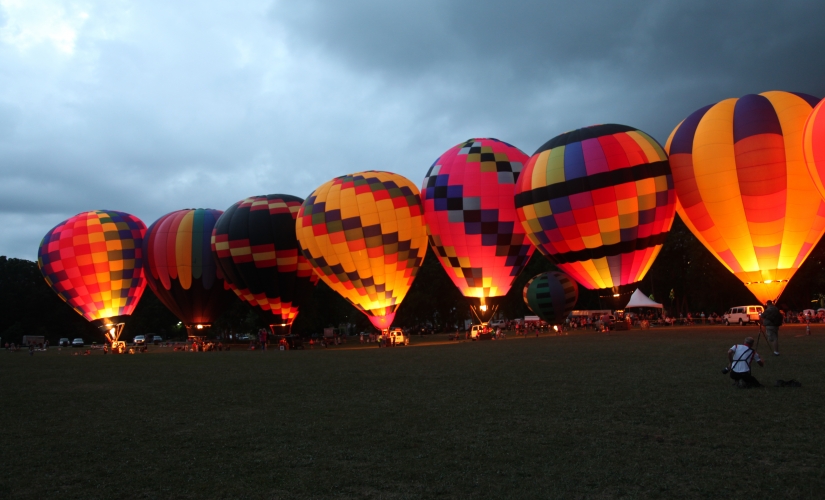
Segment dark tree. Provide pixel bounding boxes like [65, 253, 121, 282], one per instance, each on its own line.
[0, 256, 97, 344]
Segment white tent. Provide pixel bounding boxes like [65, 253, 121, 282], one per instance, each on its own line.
[625, 289, 663, 309]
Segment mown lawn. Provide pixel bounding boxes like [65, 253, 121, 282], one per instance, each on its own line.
[2, 325, 824, 499]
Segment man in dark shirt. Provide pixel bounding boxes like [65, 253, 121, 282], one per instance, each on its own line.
[761, 300, 783, 356]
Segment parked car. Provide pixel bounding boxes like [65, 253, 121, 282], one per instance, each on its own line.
[71, 338, 84, 347]
[151, 335, 163, 344]
[58, 338, 70, 347]
[723, 305, 764, 326]
[133, 335, 146, 346]
[489, 319, 507, 329]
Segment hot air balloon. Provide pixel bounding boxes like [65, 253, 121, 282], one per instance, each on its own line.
[515, 124, 676, 294]
[143, 209, 234, 337]
[804, 97, 825, 199]
[38, 210, 147, 348]
[666, 91, 824, 303]
[211, 195, 318, 335]
[296, 171, 428, 331]
[422, 138, 535, 323]
[523, 271, 578, 326]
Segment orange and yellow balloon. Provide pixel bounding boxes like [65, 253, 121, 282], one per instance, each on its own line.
[666, 91, 824, 303]
[296, 171, 428, 330]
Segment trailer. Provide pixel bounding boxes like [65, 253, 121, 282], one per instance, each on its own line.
[21, 335, 45, 346]
[323, 327, 340, 346]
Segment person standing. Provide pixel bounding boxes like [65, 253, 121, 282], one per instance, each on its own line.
[762, 300, 783, 356]
[259, 328, 268, 351]
[727, 337, 764, 388]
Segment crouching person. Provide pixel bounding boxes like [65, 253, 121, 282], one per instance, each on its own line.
[726, 336, 764, 388]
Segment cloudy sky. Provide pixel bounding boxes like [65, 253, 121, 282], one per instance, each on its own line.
[1, 0, 824, 260]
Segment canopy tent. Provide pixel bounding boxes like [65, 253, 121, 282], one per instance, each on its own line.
[625, 289, 663, 309]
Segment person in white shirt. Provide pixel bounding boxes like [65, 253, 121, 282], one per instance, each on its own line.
[726, 337, 764, 388]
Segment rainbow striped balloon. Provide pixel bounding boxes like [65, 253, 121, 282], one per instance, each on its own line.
[144, 209, 233, 328]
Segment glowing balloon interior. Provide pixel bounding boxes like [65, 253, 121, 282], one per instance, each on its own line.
[296, 171, 428, 330]
[37, 210, 147, 330]
[666, 91, 824, 303]
[515, 124, 676, 290]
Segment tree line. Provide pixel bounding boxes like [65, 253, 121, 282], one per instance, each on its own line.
[3, 218, 825, 345]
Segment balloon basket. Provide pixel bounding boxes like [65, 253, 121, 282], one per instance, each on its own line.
[100, 322, 126, 352]
[269, 323, 291, 336]
[185, 324, 212, 339]
[467, 296, 504, 325]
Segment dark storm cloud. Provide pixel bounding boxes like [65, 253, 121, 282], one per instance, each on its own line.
[1, 0, 824, 260]
[271, 0, 825, 143]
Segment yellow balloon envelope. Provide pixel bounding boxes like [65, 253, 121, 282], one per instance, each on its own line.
[296, 171, 428, 330]
[666, 91, 825, 303]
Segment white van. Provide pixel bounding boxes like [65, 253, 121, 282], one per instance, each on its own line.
[470, 324, 493, 340]
[388, 328, 409, 346]
[723, 305, 764, 326]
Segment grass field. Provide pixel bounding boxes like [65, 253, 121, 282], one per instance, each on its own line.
[2, 324, 825, 499]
